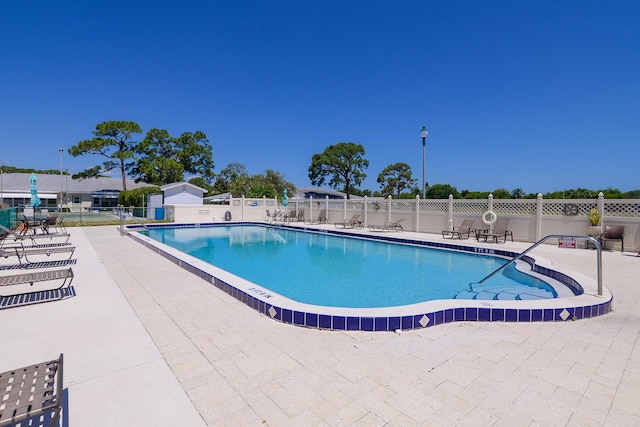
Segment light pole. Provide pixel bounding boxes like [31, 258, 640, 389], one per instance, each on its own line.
[0, 167, 4, 208]
[420, 126, 428, 199]
[58, 149, 64, 212]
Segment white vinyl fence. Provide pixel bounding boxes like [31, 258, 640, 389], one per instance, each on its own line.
[165, 192, 640, 252]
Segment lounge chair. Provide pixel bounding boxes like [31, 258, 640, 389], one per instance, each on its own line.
[0, 224, 71, 247]
[335, 214, 361, 229]
[476, 218, 513, 243]
[0, 267, 74, 298]
[1, 243, 75, 266]
[442, 219, 476, 239]
[599, 225, 624, 253]
[369, 218, 405, 232]
[0, 354, 64, 427]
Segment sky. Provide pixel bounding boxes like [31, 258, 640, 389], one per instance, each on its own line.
[1, 0, 638, 195]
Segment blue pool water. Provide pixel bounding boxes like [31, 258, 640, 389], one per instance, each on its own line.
[142, 225, 558, 308]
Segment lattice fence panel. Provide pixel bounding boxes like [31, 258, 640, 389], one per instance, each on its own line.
[419, 201, 448, 213]
[492, 200, 537, 215]
[453, 201, 488, 214]
[604, 201, 640, 217]
[541, 200, 595, 216]
[390, 201, 414, 213]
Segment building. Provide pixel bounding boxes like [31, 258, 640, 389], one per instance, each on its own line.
[0, 173, 154, 211]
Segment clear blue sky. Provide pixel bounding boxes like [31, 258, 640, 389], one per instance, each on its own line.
[2, 1, 638, 194]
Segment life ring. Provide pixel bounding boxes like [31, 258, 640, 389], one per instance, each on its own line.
[482, 210, 497, 225]
[562, 203, 579, 216]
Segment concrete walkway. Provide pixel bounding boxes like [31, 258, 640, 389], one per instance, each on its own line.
[2, 225, 639, 426]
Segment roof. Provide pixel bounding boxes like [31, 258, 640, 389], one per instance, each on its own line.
[294, 186, 365, 199]
[160, 182, 208, 193]
[1, 173, 154, 194]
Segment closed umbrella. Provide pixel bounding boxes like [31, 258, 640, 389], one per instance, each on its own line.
[29, 173, 41, 207]
[282, 189, 288, 207]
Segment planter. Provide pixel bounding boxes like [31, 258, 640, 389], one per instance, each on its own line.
[586, 225, 602, 237]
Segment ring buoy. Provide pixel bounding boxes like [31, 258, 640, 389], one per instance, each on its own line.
[563, 203, 579, 216]
[482, 210, 497, 225]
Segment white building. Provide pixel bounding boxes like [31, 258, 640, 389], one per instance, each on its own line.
[0, 173, 154, 211]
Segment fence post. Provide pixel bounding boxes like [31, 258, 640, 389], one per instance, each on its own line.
[448, 194, 454, 231]
[387, 196, 392, 224]
[343, 196, 347, 222]
[536, 193, 543, 241]
[415, 195, 420, 232]
[309, 196, 314, 221]
[363, 195, 368, 228]
[325, 196, 329, 222]
[598, 192, 605, 228]
[488, 193, 494, 232]
[241, 195, 245, 221]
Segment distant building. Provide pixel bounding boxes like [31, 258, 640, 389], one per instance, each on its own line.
[0, 173, 154, 211]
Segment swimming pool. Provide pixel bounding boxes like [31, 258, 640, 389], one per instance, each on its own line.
[142, 224, 562, 307]
[128, 222, 612, 331]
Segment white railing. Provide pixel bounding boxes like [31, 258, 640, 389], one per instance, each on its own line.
[165, 192, 640, 252]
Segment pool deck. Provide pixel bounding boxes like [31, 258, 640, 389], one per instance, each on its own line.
[1, 224, 639, 426]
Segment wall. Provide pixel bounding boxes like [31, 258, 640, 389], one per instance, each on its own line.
[164, 185, 203, 205]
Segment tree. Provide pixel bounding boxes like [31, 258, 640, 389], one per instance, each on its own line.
[511, 188, 525, 199]
[377, 162, 417, 198]
[132, 129, 183, 185]
[491, 188, 511, 199]
[188, 177, 211, 194]
[264, 169, 296, 200]
[69, 121, 142, 190]
[212, 162, 248, 194]
[132, 128, 214, 186]
[308, 142, 369, 199]
[426, 184, 460, 199]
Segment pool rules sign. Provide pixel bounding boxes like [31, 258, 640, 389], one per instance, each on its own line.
[558, 237, 577, 248]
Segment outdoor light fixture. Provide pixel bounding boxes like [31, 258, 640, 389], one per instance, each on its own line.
[420, 126, 428, 199]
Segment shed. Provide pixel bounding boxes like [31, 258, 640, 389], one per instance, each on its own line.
[160, 182, 207, 205]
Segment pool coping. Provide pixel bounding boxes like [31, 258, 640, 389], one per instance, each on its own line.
[126, 222, 613, 331]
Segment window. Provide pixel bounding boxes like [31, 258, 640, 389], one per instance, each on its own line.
[73, 196, 81, 204]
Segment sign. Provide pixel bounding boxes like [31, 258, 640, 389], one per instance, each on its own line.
[558, 237, 577, 249]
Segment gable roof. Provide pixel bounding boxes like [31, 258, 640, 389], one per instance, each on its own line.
[2, 173, 154, 193]
[160, 182, 208, 193]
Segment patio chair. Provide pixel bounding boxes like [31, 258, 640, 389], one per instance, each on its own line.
[335, 214, 361, 229]
[369, 218, 405, 232]
[265, 209, 276, 222]
[476, 218, 513, 243]
[442, 219, 476, 239]
[297, 209, 305, 222]
[310, 209, 327, 224]
[0, 354, 64, 427]
[599, 225, 624, 253]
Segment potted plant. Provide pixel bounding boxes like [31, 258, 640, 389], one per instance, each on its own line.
[586, 208, 602, 236]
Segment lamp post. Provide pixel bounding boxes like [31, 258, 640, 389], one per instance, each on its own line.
[420, 126, 428, 199]
[58, 149, 64, 212]
[0, 167, 4, 208]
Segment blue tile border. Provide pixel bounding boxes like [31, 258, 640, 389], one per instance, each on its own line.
[127, 222, 613, 332]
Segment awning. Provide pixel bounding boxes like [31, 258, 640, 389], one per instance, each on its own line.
[0, 192, 58, 199]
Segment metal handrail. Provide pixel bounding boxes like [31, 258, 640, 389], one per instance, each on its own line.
[118, 209, 149, 235]
[476, 235, 603, 296]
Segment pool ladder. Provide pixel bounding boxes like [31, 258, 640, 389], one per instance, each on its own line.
[476, 235, 603, 296]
